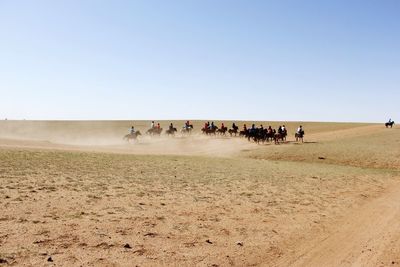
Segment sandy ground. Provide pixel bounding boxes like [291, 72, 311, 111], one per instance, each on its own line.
[0, 121, 399, 266]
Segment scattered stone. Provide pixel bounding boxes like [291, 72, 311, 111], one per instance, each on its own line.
[0, 258, 8, 264]
[124, 243, 132, 249]
[206, 239, 213, 244]
[47, 257, 53, 262]
[236, 242, 243, 246]
[318, 157, 326, 160]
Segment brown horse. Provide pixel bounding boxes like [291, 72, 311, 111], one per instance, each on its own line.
[228, 128, 238, 136]
[274, 132, 286, 144]
[147, 127, 163, 135]
[123, 131, 142, 142]
[202, 126, 218, 135]
[217, 126, 228, 135]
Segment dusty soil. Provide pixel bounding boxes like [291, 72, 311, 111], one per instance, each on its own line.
[0, 121, 399, 266]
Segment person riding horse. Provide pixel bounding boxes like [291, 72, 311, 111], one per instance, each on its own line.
[297, 125, 304, 136]
[385, 119, 395, 128]
[209, 121, 215, 130]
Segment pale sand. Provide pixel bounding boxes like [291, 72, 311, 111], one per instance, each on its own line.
[0, 121, 399, 266]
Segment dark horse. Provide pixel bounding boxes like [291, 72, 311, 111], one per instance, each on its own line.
[123, 131, 142, 142]
[217, 126, 228, 135]
[228, 125, 239, 136]
[385, 121, 395, 128]
[166, 127, 177, 136]
[295, 131, 304, 143]
[202, 126, 218, 135]
[275, 129, 287, 143]
[274, 132, 287, 144]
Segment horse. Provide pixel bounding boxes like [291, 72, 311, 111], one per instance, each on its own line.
[228, 128, 238, 136]
[202, 126, 218, 135]
[385, 121, 395, 128]
[123, 131, 142, 142]
[295, 131, 304, 143]
[165, 128, 177, 136]
[217, 126, 228, 135]
[239, 129, 248, 137]
[146, 127, 163, 136]
[181, 125, 194, 134]
[275, 129, 287, 143]
[228, 125, 239, 136]
[274, 132, 287, 144]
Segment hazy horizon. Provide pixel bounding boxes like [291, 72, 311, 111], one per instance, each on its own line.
[1, 1, 399, 122]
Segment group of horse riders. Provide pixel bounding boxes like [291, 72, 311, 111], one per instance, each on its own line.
[128, 121, 304, 138]
[129, 121, 192, 135]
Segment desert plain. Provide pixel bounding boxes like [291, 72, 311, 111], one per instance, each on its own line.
[0, 120, 399, 266]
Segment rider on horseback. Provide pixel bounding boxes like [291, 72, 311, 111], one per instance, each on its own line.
[297, 125, 304, 135]
[209, 122, 215, 130]
[169, 123, 174, 131]
[130, 126, 135, 135]
[250, 124, 256, 133]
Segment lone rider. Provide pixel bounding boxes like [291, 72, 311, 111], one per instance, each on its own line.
[297, 125, 304, 135]
[130, 126, 135, 135]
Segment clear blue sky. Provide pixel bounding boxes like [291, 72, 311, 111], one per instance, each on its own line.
[0, 0, 399, 122]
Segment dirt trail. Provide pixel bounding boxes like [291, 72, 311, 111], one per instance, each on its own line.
[275, 181, 400, 267]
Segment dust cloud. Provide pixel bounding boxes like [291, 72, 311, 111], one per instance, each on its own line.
[0, 120, 256, 157]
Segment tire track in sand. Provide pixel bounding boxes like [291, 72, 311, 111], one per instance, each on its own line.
[275, 181, 400, 267]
